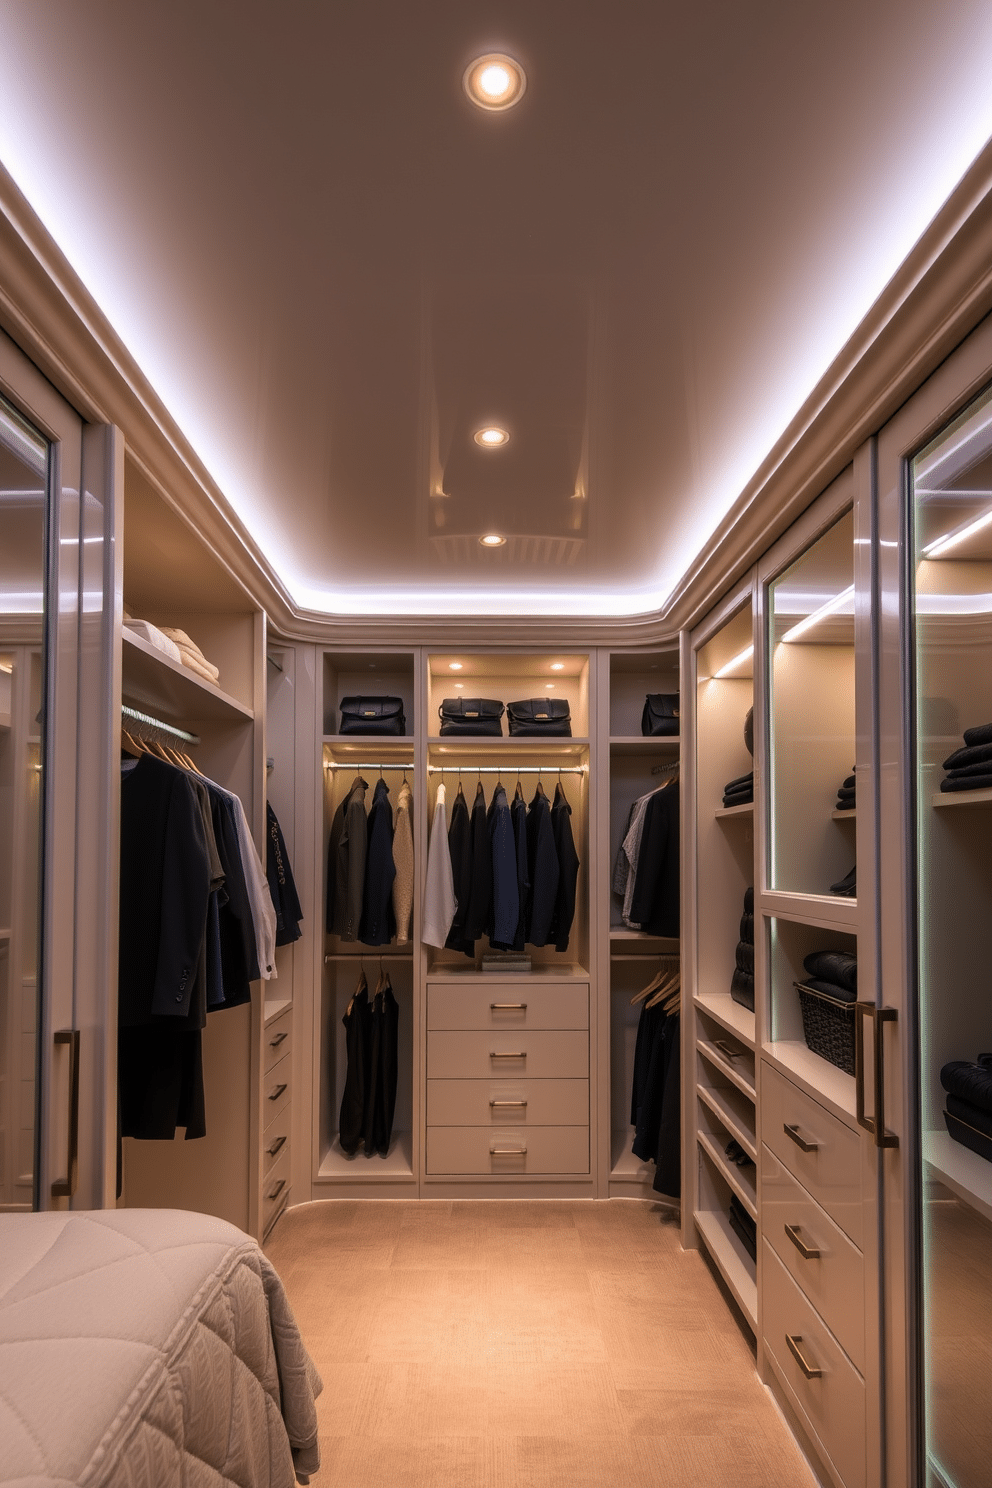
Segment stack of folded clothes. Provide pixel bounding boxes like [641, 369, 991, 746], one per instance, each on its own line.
[123, 616, 183, 664]
[729, 1195, 756, 1261]
[730, 886, 754, 1010]
[801, 948, 857, 1002]
[940, 722, 992, 792]
[940, 1053, 992, 1161]
[722, 770, 753, 807]
[158, 626, 221, 686]
[835, 768, 856, 811]
[797, 949, 858, 1073]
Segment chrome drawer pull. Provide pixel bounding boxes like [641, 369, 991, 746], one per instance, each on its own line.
[784, 1223, 821, 1260]
[490, 1099, 527, 1107]
[490, 1002, 527, 1010]
[714, 1039, 741, 1061]
[783, 1122, 818, 1153]
[267, 1134, 287, 1157]
[268, 1082, 288, 1101]
[267, 1178, 287, 1202]
[269, 1030, 289, 1048]
[490, 1145, 527, 1156]
[786, 1333, 823, 1379]
[490, 1051, 526, 1059]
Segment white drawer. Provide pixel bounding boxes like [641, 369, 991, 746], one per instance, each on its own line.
[427, 1125, 589, 1175]
[762, 1143, 865, 1373]
[763, 1241, 866, 1488]
[262, 1102, 291, 1178]
[262, 1052, 291, 1125]
[261, 1144, 291, 1237]
[427, 1078, 588, 1126]
[427, 983, 588, 1030]
[264, 1009, 292, 1073]
[762, 1062, 863, 1247]
[428, 1030, 588, 1080]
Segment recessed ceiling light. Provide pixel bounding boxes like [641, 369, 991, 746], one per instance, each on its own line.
[449, 661, 463, 670]
[545, 683, 555, 689]
[454, 682, 464, 689]
[474, 425, 509, 448]
[550, 662, 565, 671]
[463, 53, 526, 111]
[480, 533, 506, 547]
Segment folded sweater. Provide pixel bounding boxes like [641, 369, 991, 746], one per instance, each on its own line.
[940, 1056, 992, 1115]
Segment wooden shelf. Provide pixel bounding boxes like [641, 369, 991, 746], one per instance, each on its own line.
[697, 1130, 757, 1220]
[427, 736, 589, 760]
[322, 735, 414, 763]
[697, 1084, 757, 1161]
[715, 801, 753, 819]
[694, 1206, 757, 1330]
[610, 1128, 656, 1181]
[263, 997, 292, 1026]
[696, 1037, 755, 1100]
[609, 735, 679, 755]
[694, 991, 755, 1050]
[609, 928, 679, 944]
[923, 1130, 992, 1223]
[759, 889, 859, 932]
[831, 807, 856, 820]
[426, 964, 589, 983]
[122, 628, 253, 723]
[764, 1041, 858, 1124]
[317, 1130, 415, 1182]
[932, 786, 992, 809]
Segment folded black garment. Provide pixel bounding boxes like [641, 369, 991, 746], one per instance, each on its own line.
[940, 774, 992, 792]
[743, 886, 754, 915]
[944, 1107, 992, 1163]
[803, 948, 857, 993]
[729, 1196, 757, 1261]
[730, 966, 754, 1010]
[963, 722, 992, 747]
[942, 740, 992, 771]
[836, 786, 857, 801]
[841, 773, 855, 790]
[739, 911, 754, 945]
[800, 977, 858, 1005]
[723, 771, 754, 793]
[723, 792, 754, 809]
[946, 1093, 992, 1140]
[944, 758, 992, 781]
[835, 799, 856, 812]
[830, 864, 856, 897]
[940, 1055, 992, 1115]
[735, 940, 753, 975]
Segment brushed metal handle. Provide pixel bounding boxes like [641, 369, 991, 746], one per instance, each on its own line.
[784, 1223, 821, 1260]
[786, 1333, 823, 1379]
[783, 1122, 818, 1153]
[490, 1002, 527, 1010]
[269, 1030, 289, 1048]
[267, 1134, 287, 1157]
[490, 1099, 527, 1107]
[267, 1178, 287, 1201]
[51, 1029, 80, 1199]
[714, 1039, 741, 1061]
[268, 1082, 288, 1101]
[490, 1051, 526, 1059]
[855, 1001, 899, 1149]
[490, 1146, 527, 1156]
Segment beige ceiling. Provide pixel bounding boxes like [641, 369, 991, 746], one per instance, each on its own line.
[1, 1, 992, 618]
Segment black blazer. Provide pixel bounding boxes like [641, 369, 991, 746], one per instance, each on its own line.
[463, 781, 493, 947]
[487, 783, 519, 951]
[359, 778, 397, 946]
[444, 785, 473, 955]
[629, 781, 679, 938]
[525, 785, 559, 947]
[510, 787, 531, 953]
[549, 782, 580, 953]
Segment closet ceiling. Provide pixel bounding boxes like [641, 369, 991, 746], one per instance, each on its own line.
[1, 2, 992, 617]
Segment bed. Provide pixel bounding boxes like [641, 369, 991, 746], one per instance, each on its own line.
[0, 1208, 321, 1487]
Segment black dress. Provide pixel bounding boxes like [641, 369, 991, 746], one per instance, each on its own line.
[339, 974, 371, 1155]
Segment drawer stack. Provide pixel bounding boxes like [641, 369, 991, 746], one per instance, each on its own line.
[261, 1007, 293, 1237]
[426, 980, 590, 1177]
[760, 1063, 867, 1488]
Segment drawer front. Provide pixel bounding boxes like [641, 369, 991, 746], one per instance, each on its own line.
[427, 983, 588, 1031]
[262, 1103, 292, 1178]
[427, 1125, 589, 1175]
[763, 1241, 866, 1488]
[428, 1030, 589, 1080]
[762, 1062, 864, 1247]
[261, 1144, 291, 1236]
[762, 1144, 865, 1373]
[264, 1009, 292, 1073]
[263, 1052, 291, 1125]
[427, 1077, 589, 1126]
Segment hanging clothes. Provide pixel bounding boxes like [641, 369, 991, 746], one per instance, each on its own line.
[487, 782, 519, 951]
[391, 779, 415, 944]
[423, 781, 457, 948]
[461, 780, 493, 950]
[628, 778, 680, 937]
[266, 801, 303, 946]
[630, 1000, 681, 1197]
[229, 788, 276, 978]
[613, 790, 652, 928]
[525, 782, 559, 948]
[444, 783, 473, 954]
[326, 774, 368, 940]
[337, 969, 399, 1159]
[510, 782, 531, 953]
[359, 777, 397, 946]
[549, 780, 579, 953]
[338, 972, 370, 1156]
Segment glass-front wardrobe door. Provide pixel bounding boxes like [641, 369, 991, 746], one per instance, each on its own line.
[909, 382, 992, 1488]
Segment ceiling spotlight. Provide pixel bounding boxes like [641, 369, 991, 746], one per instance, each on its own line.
[480, 533, 506, 547]
[449, 662, 463, 670]
[550, 662, 565, 671]
[545, 683, 555, 689]
[474, 426, 510, 448]
[463, 53, 526, 111]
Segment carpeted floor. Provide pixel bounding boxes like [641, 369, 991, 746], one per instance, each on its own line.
[265, 1199, 818, 1488]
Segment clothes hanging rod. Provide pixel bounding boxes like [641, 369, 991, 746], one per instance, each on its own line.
[427, 764, 586, 775]
[121, 704, 200, 746]
[323, 760, 413, 771]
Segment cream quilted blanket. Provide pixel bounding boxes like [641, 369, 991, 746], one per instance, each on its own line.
[0, 1209, 321, 1487]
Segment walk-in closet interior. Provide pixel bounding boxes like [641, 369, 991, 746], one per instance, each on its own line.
[2, 5, 992, 1485]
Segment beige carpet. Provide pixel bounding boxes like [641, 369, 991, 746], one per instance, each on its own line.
[266, 1199, 818, 1488]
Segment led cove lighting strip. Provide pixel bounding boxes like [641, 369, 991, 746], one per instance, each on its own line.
[713, 645, 754, 679]
[780, 584, 854, 643]
[922, 506, 992, 559]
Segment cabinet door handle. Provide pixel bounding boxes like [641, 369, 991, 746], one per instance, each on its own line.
[490, 1051, 526, 1059]
[490, 1146, 527, 1156]
[51, 1029, 80, 1199]
[267, 1178, 287, 1202]
[855, 1002, 899, 1149]
[267, 1134, 287, 1157]
[269, 1030, 289, 1048]
[490, 1099, 527, 1108]
[490, 1002, 527, 1010]
[784, 1223, 821, 1260]
[786, 1333, 823, 1379]
[783, 1122, 818, 1153]
[714, 1039, 741, 1061]
[268, 1082, 288, 1101]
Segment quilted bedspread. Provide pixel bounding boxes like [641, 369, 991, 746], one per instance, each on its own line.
[0, 1209, 322, 1488]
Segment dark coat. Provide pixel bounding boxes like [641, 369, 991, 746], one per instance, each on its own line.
[359, 778, 397, 946]
[267, 801, 303, 945]
[487, 783, 520, 951]
[525, 785, 559, 947]
[549, 782, 580, 953]
[510, 786, 531, 953]
[327, 775, 368, 938]
[629, 781, 680, 938]
[463, 781, 493, 947]
[444, 785, 474, 955]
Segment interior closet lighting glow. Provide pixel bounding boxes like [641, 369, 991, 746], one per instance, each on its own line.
[713, 645, 754, 678]
[780, 584, 855, 643]
[922, 506, 992, 559]
[550, 662, 565, 671]
[479, 533, 506, 546]
[448, 661, 463, 670]
[545, 682, 555, 689]
[474, 426, 509, 447]
[463, 54, 526, 111]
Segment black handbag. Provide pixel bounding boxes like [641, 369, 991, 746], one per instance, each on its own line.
[641, 693, 679, 736]
[438, 698, 504, 736]
[506, 698, 572, 736]
[339, 696, 406, 735]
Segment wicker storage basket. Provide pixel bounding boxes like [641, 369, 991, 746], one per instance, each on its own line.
[794, 980, 856, 1075]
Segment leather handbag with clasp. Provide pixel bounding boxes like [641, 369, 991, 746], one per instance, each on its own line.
[339, 696, 406, 735]
[506, 698, 572, 737]
[438, 698, 504, 736]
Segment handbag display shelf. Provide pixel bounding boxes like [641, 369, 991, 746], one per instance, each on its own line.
[506, 698, 572, 736]
[794, 980, 856, 1076]
[943, 1107, 992, 1163]
[438, 698, 504, 736]
[641, 692, 680, 737]
[339, 695, 406, 735]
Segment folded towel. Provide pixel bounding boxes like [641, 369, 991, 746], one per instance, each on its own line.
[963, 722, 992, 747]
[836, 785, 857, 799]
[723, 771, 754, 793]
[942, 740, 992, 771]
[803, 948, 857, 992]
[723, 792, 754, 808]
[735, 941, 753, 975]
[943, 757, 992, 779]
[123, 618, 183, 665]
[159, 626, 221, 682]
[743, 886, 753, 915]
[940, 774, 992, 792]
[841, 773, 855, 790]
[940, 1056, 992, 1115]
[834, 799, 856, 812]
[739, 911, 753, 945]
[799, 977, 858, 1005]
[730, 967, 754, 1009]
